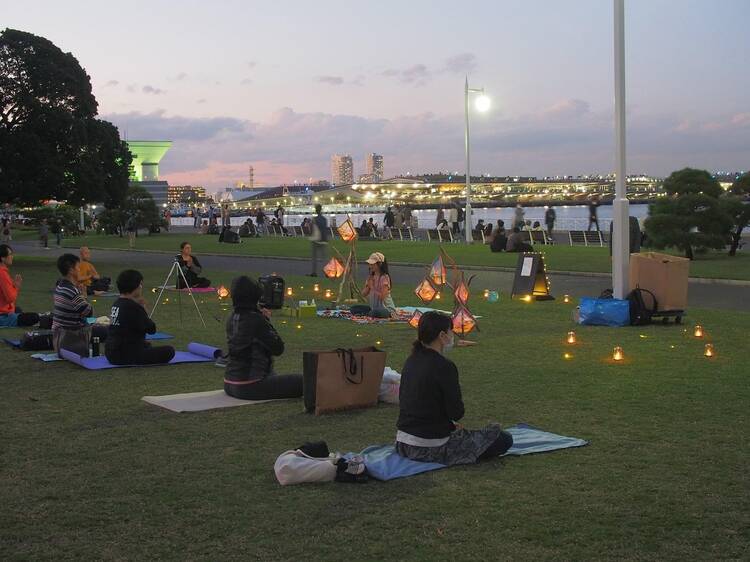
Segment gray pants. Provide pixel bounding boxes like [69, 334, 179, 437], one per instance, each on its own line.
[53, 325, 91, 357]
[311, 242, 327, 275]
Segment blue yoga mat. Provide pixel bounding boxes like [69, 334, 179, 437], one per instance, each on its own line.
[345, 423, 589, 481]
[60, 342, 221, 370]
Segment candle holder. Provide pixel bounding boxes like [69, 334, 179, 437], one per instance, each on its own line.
[324, 289, 333, 299]
[703, 343, 714, 358]
[566, 331, 576, 344]
[313, 284, 320, 293]
[613, 346, 624, 362]
[563, 294, 571, 304]
[286, 287, 293, 297]
[693, 325, 704, 338]
[483, 289, 490, 299]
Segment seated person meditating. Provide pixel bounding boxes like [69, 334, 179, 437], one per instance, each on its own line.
[52, 253, 94, 356]
[223, 276, 303, 400]
[78, 246, 111, 295]
[105, 269, 175, 365]
[176, 242, 211, 288]
[361, 252, 396, 318]
[489, 220, 507, 253]
[396, 311, 513, 466]
[0, 244, 39, 327]
[506, 227, 532, 253]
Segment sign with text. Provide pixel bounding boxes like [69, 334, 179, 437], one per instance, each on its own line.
[511, 253, 554, 301]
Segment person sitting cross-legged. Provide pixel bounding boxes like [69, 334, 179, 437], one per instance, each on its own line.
[105, 269, 175, 365]
[223, 276, 303, 401]
[78, 246, 111, 295]
[52, 253, 94, 356]
[0, 244, 40, 327]
[396, 311, 514, 466]
[177, 242, 211, 288]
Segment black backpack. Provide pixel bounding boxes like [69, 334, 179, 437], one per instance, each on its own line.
[20, 330, 54, 351]
[627, 287, 657, 326]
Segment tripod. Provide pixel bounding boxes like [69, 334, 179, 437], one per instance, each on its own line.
[150, 258, 207, 327]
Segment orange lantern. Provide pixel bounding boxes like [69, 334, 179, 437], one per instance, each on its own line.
[693, 325, 704, 338]
[454, 276, 470, 304]
[337, 219, 358, 243]
[217, 285, 230, 299]
[563, 294, 571, 304]
[613, 346, 624, 361]
[415, 278, 438, 303]
[566, 331, 576, 344]
[429, 255, 447, 286]
[703, 343, 715, 358]
[451, 304, 478, 336]
[323, 257, 345, 279]
[286, 287, 293, 297]
[408, 309, 423, 329]
[324, 289, 333, 299]
[313, 284, 320, 292]
[483, 289, 490, 299]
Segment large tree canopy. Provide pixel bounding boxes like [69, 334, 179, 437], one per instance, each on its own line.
[0, 28, 131, 206]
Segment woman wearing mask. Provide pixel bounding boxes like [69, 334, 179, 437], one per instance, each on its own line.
[396, 311, 513, 465]
[361, 252, 396, 318]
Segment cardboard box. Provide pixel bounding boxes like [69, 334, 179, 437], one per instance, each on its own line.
[629, 252, 690, 311]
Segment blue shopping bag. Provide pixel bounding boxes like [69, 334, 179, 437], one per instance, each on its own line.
[578, 297, 630, 327]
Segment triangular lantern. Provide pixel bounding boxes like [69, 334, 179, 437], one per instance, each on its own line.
[453, 274, 470, 304]
[323, 257, 346, 279]
[415, 277, 438, 304]
[451, 303, 478, 336]
[429, 255, 447, 286]
[408, 309, 423, 329]
[337, 218, 358, 243]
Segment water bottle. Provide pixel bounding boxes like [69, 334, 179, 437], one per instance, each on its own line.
[92, 337, 100, 357]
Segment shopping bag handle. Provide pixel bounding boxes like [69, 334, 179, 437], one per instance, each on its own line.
[336, 348, 363, 385]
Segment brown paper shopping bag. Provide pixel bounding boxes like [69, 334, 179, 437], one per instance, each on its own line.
[303, 347, 386, 415]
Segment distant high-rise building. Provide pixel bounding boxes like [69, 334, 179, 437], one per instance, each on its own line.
[365, 153, 384, 181]
[248, 165, 254, 189]
[331, 154, 353, 185]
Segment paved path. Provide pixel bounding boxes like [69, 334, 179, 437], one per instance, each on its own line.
[13, 241, 750, 312]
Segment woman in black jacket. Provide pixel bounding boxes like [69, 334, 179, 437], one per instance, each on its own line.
[223, 276, 303, 400]
[177, 242, 210, 288]
[396, 311, 513, 465]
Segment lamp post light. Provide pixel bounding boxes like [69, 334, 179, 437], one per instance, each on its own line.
[464, 76, 490, 243]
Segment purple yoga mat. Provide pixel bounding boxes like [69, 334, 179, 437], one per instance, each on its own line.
[60, 342, 221, 370]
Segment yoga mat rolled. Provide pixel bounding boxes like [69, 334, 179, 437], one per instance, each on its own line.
[186, 342, 222, 359]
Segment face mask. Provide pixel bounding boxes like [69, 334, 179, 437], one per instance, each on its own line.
[442, 332, 455, 353]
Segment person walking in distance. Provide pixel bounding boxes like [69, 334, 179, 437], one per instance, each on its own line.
[309, 204, 329, 277]
[587, 195, 601, 232]
[544, 206, 556, 238]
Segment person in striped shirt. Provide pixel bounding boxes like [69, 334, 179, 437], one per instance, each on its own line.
[52, 253, 93, 356]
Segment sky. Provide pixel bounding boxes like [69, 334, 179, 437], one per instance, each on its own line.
[3, 0, 750, 188]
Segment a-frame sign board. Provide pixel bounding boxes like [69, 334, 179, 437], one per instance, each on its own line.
[511, 252, 555, 301]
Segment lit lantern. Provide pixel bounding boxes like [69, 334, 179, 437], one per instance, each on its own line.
[613, 346, 624, 362]
[323, 257, 346, 279]
[566, 331, 576, 344]
[483, 289, 490, 299]
[324, 289, 333, 299]
[693, 325, 704, 338]
[286, 287, 293, 297]
[408, 309, 423, 329]
[563, 294, 571, 304]
[521, 295, 533, 303]
[704, 343, 715, 358]
[414, 278, 438, 303]
[435, 292, 441, 300]
[563, 352, 573, 360]
[313, 284, 320, 292]
[451, 304, 478, 336]
[454, 277, 470, 304]
[217, 285, 230, 299]
[337, 219, 358, 243]
[429, 255, 447, 286]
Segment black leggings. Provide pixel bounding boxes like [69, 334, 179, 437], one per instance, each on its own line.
[224, 374, 303, 400]
[478, 430, 514, 461]
[106, 343, 175, 365]
[178, 276, 211, 289]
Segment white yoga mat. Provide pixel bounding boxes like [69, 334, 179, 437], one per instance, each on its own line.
[141, 389, 279, 413]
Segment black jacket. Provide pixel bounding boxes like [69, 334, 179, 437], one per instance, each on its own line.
[397, 347, 465, 439]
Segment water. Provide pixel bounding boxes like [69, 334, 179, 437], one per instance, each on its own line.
[170, 203, 650, 231]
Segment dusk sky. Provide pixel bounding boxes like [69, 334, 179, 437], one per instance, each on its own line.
[4, 0, 750, 188]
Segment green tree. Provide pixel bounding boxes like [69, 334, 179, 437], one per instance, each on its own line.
[0, 28, 131, 206]
[644, 168, 732, 259]
[721, 172, 750, 257]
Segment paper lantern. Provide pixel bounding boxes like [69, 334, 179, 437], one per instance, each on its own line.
[613, 346, 624, 362]
[324, 289, 333, 299]
[217, 285, 230, 299]
[408, 309, 423, 329]
[566, 331, 576, 344]
[454, 278, 470, 304]
[452, 304, 478, 336]
[323, 257, 345, 279]
[483, 289, 490, 299]
[313, 284, 320, 292]
[693, 325, 703, 338]
[563, 294, 571, 303]
[704, 343, 714, 358]
[286, 287, 293, 297]
[415, 278, 438, 303]
[429, 255, 447, 286]
[337, 219, 358, 243]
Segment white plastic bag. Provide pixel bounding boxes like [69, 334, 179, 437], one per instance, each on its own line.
[378, 367, 401, 404]
[274, 450, 337, 486]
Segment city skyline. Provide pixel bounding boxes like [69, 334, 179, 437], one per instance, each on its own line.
[3, 0, 749, 188]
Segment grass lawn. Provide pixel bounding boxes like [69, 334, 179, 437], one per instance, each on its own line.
[60, 232, 750, 281]
[2, 257, 748, 560]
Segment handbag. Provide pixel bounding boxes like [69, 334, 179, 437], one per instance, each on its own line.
[274, 449, 337, 485]
[20, 330, 54, 351]
[578, 297, 630, 327]
[303, 347, 386, 415]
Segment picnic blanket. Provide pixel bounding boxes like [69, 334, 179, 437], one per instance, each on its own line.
[60, 342, 221, 370]
[344, 423, 588, 481]
[142, 389, 282, 413]
[317, 306, 481, 325]
[156, 285, 217, 293]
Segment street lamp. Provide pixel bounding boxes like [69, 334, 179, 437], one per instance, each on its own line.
[464, 76, 490, 243]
